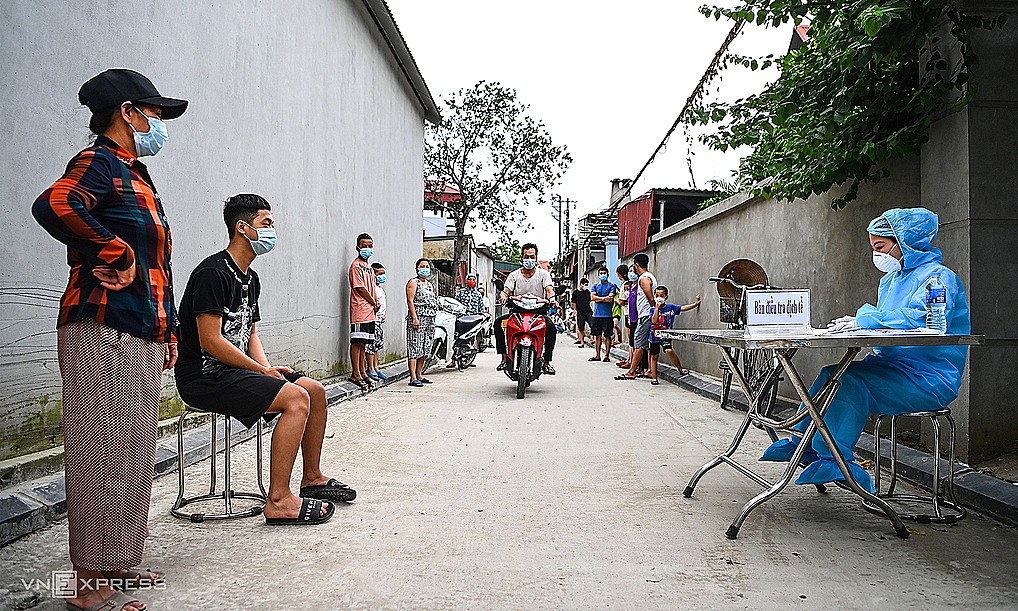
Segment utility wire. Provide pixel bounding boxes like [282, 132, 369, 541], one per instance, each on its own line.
[609, 21, 745, 212]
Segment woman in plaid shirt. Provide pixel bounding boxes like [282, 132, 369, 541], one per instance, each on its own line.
[32, 69, 187, 611]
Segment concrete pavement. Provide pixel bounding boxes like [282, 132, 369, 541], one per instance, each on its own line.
[3, 345, 1018, 609]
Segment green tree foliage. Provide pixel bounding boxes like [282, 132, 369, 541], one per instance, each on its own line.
[479, 237, 522, 264]
[685, 1, 1006, 208]
[426, 81, 572, 263]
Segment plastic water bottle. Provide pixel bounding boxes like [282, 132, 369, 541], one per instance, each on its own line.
[925, 275, 948, 334]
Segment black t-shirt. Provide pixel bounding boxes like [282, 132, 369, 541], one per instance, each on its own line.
[175, 251, 261, 386]
[571, 288, 592, 315]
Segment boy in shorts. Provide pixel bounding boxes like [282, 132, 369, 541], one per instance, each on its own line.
[648, 286, 701, 384]
[366, 262, 388, 381]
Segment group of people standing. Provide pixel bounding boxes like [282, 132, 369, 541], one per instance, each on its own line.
[28, 68, 482, 611]
[570, 254, 700, 385]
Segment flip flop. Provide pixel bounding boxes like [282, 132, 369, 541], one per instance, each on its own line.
[588, 356, 600, 361]
[650, 379, 660, 385]
[679, 369, 690, 375]
[66, 591, 144, 611]
[265, 497, 334, 525]
[614, 375, 637, 381]
[300, 478, 357, 503]
[602, 357, 611, 362]
[496, 363, 506, 371]
[108, 569, 165, 592]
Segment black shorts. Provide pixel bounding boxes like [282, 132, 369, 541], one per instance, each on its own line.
[589, 317, 614, 338]
[177, 368, 305, 429]
[575, 310, 591, 331]
[649, 342, 672, 356]
[351, 321, 376, 344]
[627, 321, 638, 347]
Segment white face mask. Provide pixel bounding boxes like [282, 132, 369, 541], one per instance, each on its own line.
[872, 251, 902, 273]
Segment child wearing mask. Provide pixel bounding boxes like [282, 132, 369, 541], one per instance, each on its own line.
[367, 262, 388, 381]
[648, 286, 700, 385]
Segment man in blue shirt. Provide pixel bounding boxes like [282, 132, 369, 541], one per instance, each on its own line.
[588, 266, 619, 362]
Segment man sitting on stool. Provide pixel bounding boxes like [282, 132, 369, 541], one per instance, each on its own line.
[175, 194, 355, 526]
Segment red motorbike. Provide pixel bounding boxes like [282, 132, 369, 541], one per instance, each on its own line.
[503, 294, 552, 399]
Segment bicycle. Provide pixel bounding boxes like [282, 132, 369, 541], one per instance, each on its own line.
[709, 265, 782, 429]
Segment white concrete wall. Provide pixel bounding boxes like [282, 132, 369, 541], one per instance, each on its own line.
[0, 0, 426, 460]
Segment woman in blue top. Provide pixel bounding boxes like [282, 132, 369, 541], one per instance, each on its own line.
[761, 207, 971, 491]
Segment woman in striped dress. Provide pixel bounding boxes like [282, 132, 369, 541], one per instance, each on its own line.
[405, 258, 438, 387]
[32, 69, 188, 611]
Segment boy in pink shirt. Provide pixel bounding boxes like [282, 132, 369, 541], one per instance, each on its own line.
[349, 233, 379, 389]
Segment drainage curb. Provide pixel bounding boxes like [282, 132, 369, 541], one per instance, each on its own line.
[0, 363, 410, 548]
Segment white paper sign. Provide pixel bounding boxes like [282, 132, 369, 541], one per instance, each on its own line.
[745, 290, 811, 326]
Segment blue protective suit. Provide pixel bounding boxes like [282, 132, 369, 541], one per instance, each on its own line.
[760, 208, 970, 491]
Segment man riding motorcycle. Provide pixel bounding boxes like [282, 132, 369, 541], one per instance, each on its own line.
[495, 243, 557, 375]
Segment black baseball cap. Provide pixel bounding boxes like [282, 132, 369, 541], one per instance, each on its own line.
[78, 68, 188, 120]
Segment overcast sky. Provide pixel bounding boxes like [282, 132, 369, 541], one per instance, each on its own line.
[386, 1, 789, 257]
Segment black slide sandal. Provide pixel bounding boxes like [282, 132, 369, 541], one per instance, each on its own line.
[300, 478, 357, 502]
[265, 497, 334, 525]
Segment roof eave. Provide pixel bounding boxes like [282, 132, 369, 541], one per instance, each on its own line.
[360, 0, 443, 125]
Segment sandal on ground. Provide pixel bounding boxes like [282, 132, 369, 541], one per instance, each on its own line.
[375, 371, 389, 381]
[300, 478, 357, 503]
[650, 379, 660, 385]
[496, 362, 506, 371]
[616, 361, 630, 368]
[348, 377, 368, 390]
[446, 362, 457, 368]
[265, 497, 334, 525]
[367, 371, 382, 381]
[108, 568, 165, 592]
[588, 356, 600, 361]
[468, 363, 477, 367]
[636, 374, 651, 379]
[614, 374, 637, 381]
[679, 369, 690, 375]
[602, 356, 611, 362]
[409, 380, 424, 387]
[420, 377, 433, 384]
[543, 364, 556, 375]
[66, 590, 145, 611]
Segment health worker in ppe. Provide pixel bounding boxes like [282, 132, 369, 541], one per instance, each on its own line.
[760, 207, 970, 491]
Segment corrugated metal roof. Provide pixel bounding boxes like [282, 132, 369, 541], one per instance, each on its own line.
[361, 0, 442, 125]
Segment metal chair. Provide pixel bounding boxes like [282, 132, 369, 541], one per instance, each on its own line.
[171, 408, 266, 522]
[862, 408, 966, 524]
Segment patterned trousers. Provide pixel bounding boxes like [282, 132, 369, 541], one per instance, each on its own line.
[58, 318, 164, 571]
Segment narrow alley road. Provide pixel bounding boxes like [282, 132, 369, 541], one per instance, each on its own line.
[4, 344, 1018, 609]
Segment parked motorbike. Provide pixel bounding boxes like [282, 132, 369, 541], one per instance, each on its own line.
[429, 296, 492, 371]
[502, 293, 552, 399]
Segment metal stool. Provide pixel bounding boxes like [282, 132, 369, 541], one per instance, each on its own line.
[171, 408, 266, 522]
[862, 408, 966, 524]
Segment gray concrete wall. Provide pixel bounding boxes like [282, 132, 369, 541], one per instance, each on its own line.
[920, 2, 1018, 462]
[0, 0, 426, 460]
[645, 159, 923, 402]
